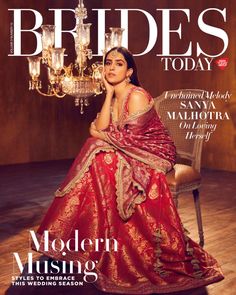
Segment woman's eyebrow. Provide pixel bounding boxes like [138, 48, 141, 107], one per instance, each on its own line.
[115, 59, 125, 62]
[106, 58, 125, 62]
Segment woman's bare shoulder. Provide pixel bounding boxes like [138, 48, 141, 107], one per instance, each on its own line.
[128, 87, 150, 114]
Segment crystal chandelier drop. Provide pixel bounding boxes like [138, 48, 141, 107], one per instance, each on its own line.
[27, 0, 124, 114]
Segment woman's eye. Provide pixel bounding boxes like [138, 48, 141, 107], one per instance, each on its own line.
[105, 61, 111, 65]
[117, 63, 123, 66]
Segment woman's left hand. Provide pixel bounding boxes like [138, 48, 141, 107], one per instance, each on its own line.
[89, 122, 106, 141]
[90, 121, 97, 131]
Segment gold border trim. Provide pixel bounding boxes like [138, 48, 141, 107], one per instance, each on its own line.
[114, 152, 147, 220]
[55, 145, 115, 197]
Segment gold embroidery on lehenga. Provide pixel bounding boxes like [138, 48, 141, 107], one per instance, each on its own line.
[153, 227, 170, 277]
[182, 226, 203, 278]
[104, 153, 113, 164]
[149, 183, 159, 199]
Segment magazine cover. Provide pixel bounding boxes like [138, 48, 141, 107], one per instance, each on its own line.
[1, 0, 235, 294]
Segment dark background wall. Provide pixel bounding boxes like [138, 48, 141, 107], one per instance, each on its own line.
[1, 0, 235, 171]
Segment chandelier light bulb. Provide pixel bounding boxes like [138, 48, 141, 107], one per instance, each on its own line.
[27, 57, 41, 79]
[76, 23, 91, 47]
[41, 25, 55, 50]
[110, 27, 125, 48]
[105, 33, 112, 52]
[50, 48, 65, 72]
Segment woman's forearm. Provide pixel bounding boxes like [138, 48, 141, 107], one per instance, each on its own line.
[89, 124, 106, 140]
[95, 92, 113, 130]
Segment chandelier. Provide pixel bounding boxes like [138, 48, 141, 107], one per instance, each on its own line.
[27, 0, 124, 114]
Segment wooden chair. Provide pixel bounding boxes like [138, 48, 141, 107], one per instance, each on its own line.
[155, 89, 210, 247]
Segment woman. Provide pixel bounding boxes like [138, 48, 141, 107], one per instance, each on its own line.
[35, 47, 224, 293]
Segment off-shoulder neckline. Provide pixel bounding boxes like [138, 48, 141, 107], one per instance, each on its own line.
[111, 86, 153, 126]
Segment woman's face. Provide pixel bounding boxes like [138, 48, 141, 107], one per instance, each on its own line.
[104, 50, 132, 85]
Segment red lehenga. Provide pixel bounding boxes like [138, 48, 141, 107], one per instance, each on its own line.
[35, 87, 224, 294]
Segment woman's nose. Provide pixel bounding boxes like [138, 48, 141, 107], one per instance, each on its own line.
[110, 63, 115, 70]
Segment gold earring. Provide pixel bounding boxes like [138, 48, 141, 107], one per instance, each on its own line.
[126, 76, 131, 84]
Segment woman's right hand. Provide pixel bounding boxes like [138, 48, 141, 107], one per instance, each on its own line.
[102, 70, 114, 96]
[94, 70, 114, 131]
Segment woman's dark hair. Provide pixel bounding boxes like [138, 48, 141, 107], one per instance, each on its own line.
[104, 47, 141, 87]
